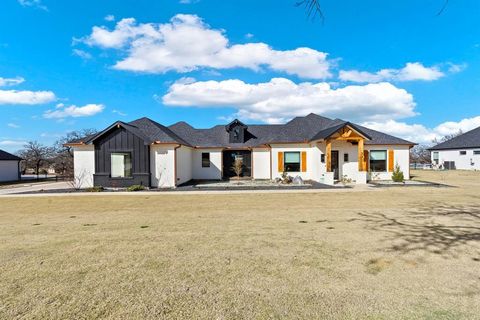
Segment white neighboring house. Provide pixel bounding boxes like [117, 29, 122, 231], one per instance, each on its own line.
[65, 113, 415, 188]
[429, 126, 480, 170]
[0, 149, 22, 182]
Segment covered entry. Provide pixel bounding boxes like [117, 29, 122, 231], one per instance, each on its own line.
[222, 150, 252, 178]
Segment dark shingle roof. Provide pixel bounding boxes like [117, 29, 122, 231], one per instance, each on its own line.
[0, 149, 22, 161]
[72, 113, 415, 147]
[430, 126, 480, 150]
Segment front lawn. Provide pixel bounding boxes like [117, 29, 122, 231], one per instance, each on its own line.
[1, 170, 479, 319]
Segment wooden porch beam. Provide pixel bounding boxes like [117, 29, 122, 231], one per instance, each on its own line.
[358, 139, 365, 171]
[326, 139, 332, 172]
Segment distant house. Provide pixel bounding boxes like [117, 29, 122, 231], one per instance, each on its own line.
[430, 126, 480, 170]
[66, 113, 415, 188]
[0, 149, 22, 182]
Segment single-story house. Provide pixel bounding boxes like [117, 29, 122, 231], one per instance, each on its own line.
[0, 149, 22, 182]
[66, 113, 415, 188]
[429, 126, 480, 170]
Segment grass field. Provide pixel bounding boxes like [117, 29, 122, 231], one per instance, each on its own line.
[1, 170, 480, 319]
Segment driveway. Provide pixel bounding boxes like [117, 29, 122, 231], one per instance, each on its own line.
[0, 181, 71, 195]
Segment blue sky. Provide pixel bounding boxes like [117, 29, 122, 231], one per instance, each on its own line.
[1, 0, 479, 151]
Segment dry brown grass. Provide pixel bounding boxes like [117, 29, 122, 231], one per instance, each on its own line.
[1, 170, 480, 319]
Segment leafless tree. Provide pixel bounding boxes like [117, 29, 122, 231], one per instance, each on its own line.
[410, 145, 431, 164]
[17, 141, 54, 177]
[52, 129, 97, 177]
[231, 158, 243, 179]
[432, 130, 463, 145]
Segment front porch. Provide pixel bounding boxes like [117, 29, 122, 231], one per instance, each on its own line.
[321, 124, 370, 185]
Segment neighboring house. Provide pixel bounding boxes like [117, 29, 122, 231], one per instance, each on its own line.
[65, 113, 415, 188]
[0, 149, 22, 182]
[429, 126, 480, 170]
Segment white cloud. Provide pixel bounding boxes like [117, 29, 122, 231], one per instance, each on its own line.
[339, 62, 445, 83]
[0, 89, 56, 105]
[179, 0, 200, 3]
[104, 14, 115, 22]
[7, 123, 20, 128]
[245, 33, 254, 39]
[0, 140, 26, 147]
[162, 78, 415, 124]
[43, 103, 105, 119]
[447, 62, 467, 74]
[79, 14, 332, 79]
[72, 49, 92, 60]
[363, 116, 480, 144]
[18, 0, 47, 11]
[112, 109, 127, 116]
[0, 77, 25, 87]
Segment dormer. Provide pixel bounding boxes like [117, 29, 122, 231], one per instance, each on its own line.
[225, 119, 248, 143]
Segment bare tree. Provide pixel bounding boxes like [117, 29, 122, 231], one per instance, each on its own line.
[432, 130, 463, 145]
[52, 129, 97, 177]
[17, 141, 54, 177]
[410, 145, 431, 164]
[231, 158, 244, 179]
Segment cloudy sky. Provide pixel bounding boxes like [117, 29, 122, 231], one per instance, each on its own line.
[1, 0, 479, 151]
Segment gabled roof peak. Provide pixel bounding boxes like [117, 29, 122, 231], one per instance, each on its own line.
[225, 119, 248, 132]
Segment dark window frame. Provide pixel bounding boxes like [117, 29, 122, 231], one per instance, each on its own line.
[369, 150, 387, 172]
[321, 154, 325, 163]
[110, 152, 133, 178]
[459, 151, 467, 155]
[284, 151, 301, 172]
[344, 153, 349, 162]
[202, 152, 210, 168]
[474, 150, 480, 155]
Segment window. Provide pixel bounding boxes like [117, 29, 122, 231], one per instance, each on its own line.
[321, 154, 325, 163]
[284, 152, 301, 172]
[369, 150, 387, 172]
[474, 150, 480, 155]
[459, 151, 467, 155]
[111, 153, 132, 178]
[202, 152, 210, 167]
[432, 152, 439, 164]
[344, 153, 349, 162]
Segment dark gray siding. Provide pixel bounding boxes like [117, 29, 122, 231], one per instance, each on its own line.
[93, 126, 150, 187]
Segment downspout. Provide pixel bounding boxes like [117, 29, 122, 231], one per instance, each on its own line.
[173, 144, 181, 187]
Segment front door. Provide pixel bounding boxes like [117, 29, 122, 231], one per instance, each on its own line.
[331, 150, 340, 180]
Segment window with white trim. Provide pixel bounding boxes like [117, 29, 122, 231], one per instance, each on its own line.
[432, 152, 439, 164]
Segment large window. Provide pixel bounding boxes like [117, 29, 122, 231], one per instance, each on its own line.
[284, 152, 300, 172]
[111, 153, 132, 178]
[202, 152, 210, 167]
[369, 150, 387, 172]
[474, 150, 480, 155]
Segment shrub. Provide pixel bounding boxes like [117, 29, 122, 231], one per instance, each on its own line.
[127, 184, 146, 192]
[85, 186, 104, 192]
[392, 164, 405, 182]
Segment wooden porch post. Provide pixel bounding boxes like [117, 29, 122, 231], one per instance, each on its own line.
[326, 139, 332, 172]
[358, 139, 364, 171]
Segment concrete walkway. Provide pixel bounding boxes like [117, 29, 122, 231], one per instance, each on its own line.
[0, 184, 378, 198]
[0, 181, 71, 196]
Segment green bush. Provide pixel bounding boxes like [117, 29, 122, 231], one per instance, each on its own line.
[127, 185, 146, 192]
[85, 186, 104, 192]
[391, 164, 405, 182]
